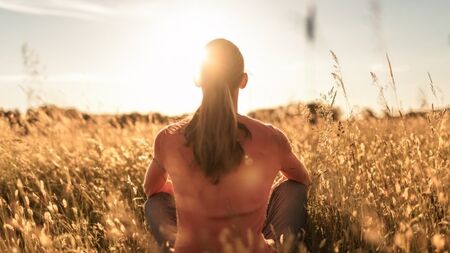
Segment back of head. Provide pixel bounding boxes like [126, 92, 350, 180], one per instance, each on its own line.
[197, 39, 244, 87]
[184, 38, 250, 184]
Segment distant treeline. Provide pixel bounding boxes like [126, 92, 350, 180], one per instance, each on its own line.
[0, 103, 448, 135]
[248, 102, 448, 124]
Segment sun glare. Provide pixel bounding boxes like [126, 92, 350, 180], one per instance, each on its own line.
[131, 7, 239, 114]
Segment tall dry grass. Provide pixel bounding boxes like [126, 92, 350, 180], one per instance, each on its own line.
[0, 103, 448, 252]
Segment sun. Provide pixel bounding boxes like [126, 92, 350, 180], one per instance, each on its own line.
[123, 7, 244, 115]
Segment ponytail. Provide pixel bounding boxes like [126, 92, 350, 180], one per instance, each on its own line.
[184, 39, 251, 184]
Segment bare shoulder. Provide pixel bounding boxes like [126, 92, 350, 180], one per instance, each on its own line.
[165, 117, 191, 135]
[240, 115, 289, 147]
[239, 115, 281, 139]
[154, 116, 190, 142]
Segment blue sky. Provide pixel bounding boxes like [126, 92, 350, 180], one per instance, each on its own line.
[0, 0, 449, 115]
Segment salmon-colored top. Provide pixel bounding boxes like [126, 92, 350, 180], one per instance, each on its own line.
[149, 115, 296, 253]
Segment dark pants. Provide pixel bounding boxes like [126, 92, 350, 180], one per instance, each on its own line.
[144, 180, 308, 252]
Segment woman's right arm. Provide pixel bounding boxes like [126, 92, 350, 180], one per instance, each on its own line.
[274, 127, 311, 186]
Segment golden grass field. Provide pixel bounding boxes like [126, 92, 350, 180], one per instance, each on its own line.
[0, 104, 448, 252]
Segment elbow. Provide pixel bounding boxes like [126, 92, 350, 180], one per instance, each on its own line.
[304, 174, 312, 186]
[143, 184, 150, 197]
[143, 182, 155, 198]
[143, 181, 168, 197]
[301, 165, 312, 186]
[302, 168, 312, 186]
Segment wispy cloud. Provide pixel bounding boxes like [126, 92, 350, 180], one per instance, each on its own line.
[0, 73, 126, 84]
[0, 0, 156, 19]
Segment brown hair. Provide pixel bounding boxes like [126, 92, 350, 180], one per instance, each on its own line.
[184, 39, 251, 184]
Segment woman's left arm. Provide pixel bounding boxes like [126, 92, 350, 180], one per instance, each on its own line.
[143, 129, 174, 197]
[143, 158, 173, 197]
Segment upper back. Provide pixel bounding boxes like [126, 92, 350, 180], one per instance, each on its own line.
[159, 115, 281, 218]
